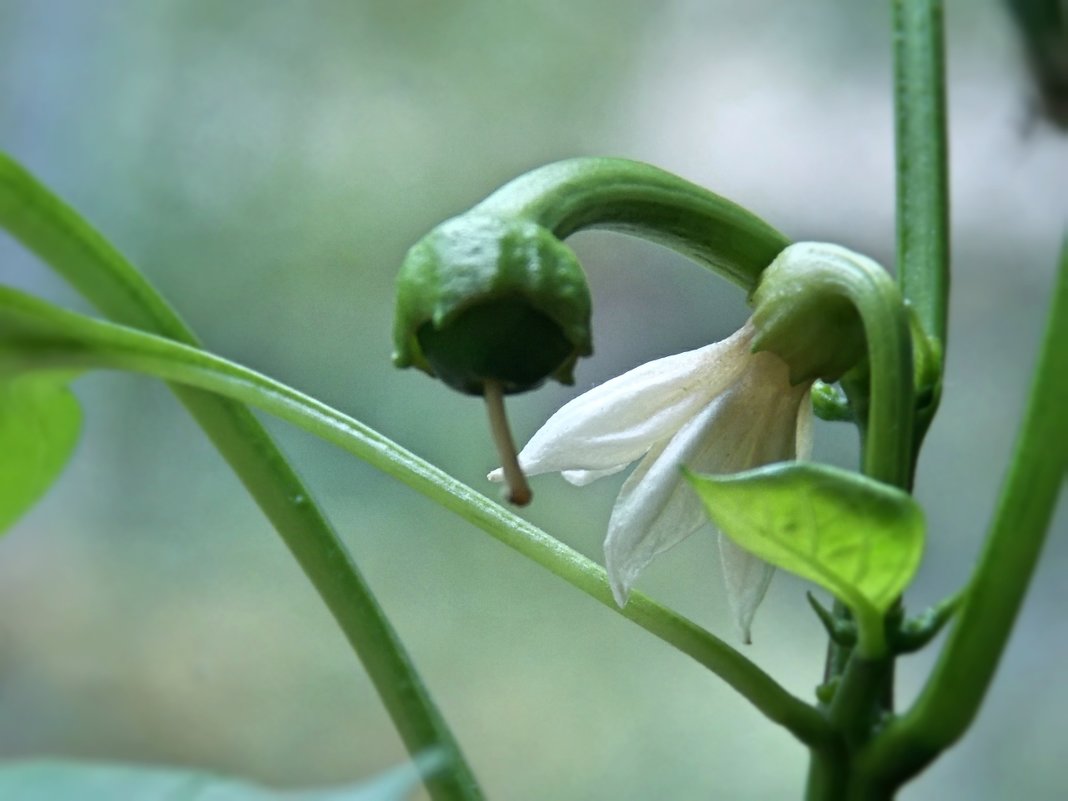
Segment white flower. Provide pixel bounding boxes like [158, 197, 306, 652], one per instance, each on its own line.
[489, 321, 813, 641]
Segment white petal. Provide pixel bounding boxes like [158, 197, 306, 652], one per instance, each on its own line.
[561, 466, 628, 486]
[605, 347, 812, 627]
[490, 463, 632, 487]
[602, 439, 675, 606]
[684, 350, 808, 473]
[603, 398, 729, 606]
[512, 325, 755, 479]
[685, 351, 808, 639]
[718, 533, 775, 644]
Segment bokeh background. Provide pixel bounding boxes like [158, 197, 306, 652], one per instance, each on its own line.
[1, 1, 1065, 798]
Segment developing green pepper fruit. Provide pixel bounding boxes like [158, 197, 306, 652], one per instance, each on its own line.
[393, 214, 592, 393]
[392, 213, 593, 505]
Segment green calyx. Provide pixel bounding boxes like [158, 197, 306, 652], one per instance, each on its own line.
[750, 242, 916, 490]
[750, 243, 884, 384]
[392, 215, 592, 396]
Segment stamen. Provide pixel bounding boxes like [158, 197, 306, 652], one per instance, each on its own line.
[483, 380, 532, 506]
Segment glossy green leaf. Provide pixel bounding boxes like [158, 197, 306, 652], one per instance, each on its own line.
[0, 372, 81, 534]
[0, 753, 443, 801]
[686, 463, 924, 620]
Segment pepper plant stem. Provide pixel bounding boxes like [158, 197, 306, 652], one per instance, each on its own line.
[892, 0, 950, 456]
[893, 0, 950, 355]
[857, 242, 1068, 787]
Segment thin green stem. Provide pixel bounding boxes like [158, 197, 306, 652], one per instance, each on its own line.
[0, 154, 481, 800]
[0, 287, 832, 750]
[820, 600, 855, 687]
[893, 0, 950, 356]
[858, 242, 1068, 787]
[474, 157, 790, 292]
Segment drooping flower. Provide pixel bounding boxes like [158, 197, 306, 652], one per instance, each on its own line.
[489, 321, 813, 641]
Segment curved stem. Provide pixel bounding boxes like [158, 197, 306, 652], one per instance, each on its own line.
[752, 244, 915, 492]
[0, 287, 832, 750]
[0, 154, 481, 800]
[824, 254, 913, 769]
[792, 247, 916, 493]
[847, 272, 915, 492]
[857, 241, 1068, 787]
[473, 157, 790, 291]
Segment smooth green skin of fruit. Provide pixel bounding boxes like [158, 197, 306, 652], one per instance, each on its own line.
[392, 215, 592, 395]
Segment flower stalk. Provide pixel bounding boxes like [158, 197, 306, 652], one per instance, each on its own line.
[483, 379, 532, 506]
[474, 158, 790, 292]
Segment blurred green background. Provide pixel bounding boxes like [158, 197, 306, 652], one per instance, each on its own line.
[1, 1, 1065, 798]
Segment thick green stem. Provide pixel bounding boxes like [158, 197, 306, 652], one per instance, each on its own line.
[805, 744, 849, 801]
[893, 0, 950, 357]
[857, 242, 1068, 787]
[0, 287, 832, 750]
[828, 657, 892, 749]
[474, 157, 790, 291]
[0, 154, 481, 800]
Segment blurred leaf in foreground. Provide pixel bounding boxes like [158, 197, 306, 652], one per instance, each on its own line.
[0, 750, 445, 801]
[0, 372, 81, 535]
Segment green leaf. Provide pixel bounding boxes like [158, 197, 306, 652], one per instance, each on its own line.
[0, 372, 81, 534]
[685, 462, 924, 652]
[0, 752, 444, 801]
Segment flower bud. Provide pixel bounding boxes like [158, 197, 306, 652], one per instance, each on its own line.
[392, 214, 593, 395]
